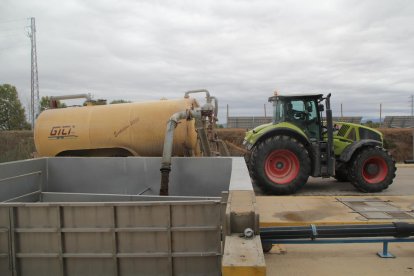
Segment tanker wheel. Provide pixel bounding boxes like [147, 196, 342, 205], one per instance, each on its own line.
[250, 135, 310, 195]
[349, 147, 396, 193]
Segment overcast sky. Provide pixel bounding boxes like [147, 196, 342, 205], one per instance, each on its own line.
[1, 0, 413, 122]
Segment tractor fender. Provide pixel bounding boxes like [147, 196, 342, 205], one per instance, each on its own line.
[252, 127, 310, 149]
[339, 139, 382, 162]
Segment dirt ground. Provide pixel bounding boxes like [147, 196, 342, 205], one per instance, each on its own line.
[217, 128, 414, 162]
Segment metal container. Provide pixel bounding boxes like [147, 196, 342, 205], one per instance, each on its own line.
[34, 98, 200, 157]
[0, 157, 253, 276]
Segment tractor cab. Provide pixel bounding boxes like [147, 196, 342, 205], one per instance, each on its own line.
[269, 94, 324, 141]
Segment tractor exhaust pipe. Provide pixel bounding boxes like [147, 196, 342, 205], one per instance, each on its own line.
[325, 93, 335, 175]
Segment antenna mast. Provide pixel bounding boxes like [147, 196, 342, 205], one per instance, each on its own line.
[27, 17, 40, 129]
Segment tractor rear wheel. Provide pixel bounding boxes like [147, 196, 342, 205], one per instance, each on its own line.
[250, 136, 311, 195]
[349, 147, 396, 193]
[334, 164, 349, 182]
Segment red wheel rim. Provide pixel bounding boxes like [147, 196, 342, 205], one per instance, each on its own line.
[265, 149, 300, 184]
[362, 157, 388, 184]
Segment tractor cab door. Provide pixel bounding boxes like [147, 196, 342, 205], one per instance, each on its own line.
[285, 99, 320, 141]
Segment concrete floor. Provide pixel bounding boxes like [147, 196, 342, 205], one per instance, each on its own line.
[260, 164, 414, 275]
[255, 165, 414, 196]
[265, 243, 414, 276]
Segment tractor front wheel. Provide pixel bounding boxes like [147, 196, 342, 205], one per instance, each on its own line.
[349, 147, 396, 193]
[251, 136, 311, 195]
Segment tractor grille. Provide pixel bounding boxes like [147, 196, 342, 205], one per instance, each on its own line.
[337, 124, 350, 137]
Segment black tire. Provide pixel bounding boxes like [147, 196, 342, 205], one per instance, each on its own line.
[349, 147, 396, 193]
[250, 135, 311, 195]
[244, 150, 253, 172]
[334, 164, 349, 182]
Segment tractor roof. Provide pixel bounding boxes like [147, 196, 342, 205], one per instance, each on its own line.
[268, 94, 324, 102]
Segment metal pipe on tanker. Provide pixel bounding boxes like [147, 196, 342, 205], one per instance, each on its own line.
[184, 89, 211, 102]
[160, 110, 189, 195]
[160, 110, 201, 195]
[210, 96, 218, 119]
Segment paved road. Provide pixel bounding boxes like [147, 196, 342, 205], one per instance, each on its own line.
[255, 165, 414, 196]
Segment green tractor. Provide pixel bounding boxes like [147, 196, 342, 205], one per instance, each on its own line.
[244, 93, 396, 195]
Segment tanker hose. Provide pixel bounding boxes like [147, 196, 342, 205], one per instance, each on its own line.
[159, 110, 191, 196]
[159, 168, 171, 196]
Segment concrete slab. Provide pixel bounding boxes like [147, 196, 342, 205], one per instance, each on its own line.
[258, 196, 414, 227]
[265, 243, 414, 276]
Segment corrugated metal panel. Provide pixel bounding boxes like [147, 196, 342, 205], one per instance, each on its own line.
[383, 116, 414, 128]
[1, 201, 222, 276]
[227, 117, 272, 129]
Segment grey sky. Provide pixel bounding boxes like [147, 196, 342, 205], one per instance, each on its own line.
[1, 0, 413, 123]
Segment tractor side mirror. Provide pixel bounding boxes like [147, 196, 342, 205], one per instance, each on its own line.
[318, 104, 324, 112]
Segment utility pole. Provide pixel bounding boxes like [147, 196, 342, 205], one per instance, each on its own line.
[226, 104, 229, 127]
[379, 103, 382, 128]
[411, 95, 413, 116]
[340, 103, 343, 119]
[264, 104, 267, 118]
[27, 17, 40, 129]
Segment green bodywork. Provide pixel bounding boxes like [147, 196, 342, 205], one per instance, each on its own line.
[244, 122, 307, 146]
[244, 121, 383, 158]
[331, 122, 383, 156]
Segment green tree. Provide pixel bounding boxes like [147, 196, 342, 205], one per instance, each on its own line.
[0, 84, 30, 130]
[40, 96, 67, 111]
[110, 99, 131, 104]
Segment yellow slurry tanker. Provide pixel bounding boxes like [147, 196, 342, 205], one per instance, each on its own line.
[35, 93, 201, 157]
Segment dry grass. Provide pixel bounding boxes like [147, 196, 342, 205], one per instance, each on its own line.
[0, 129, 412, 163]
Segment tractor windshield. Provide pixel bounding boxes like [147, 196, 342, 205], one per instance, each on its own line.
[273, 98, 320, 140]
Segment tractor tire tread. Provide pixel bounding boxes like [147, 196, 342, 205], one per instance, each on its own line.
[349, 146, 396, 193]
[250, 135, 310, 195]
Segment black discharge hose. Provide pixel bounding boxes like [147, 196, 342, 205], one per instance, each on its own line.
[260, 222, 414, 240]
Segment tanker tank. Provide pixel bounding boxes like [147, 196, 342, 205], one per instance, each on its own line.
[34, 97, 200, 157]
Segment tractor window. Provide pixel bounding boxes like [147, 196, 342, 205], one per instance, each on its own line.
[286, 99, 320, 140]
[347, 128, 356, 141]
[273, 98, 320, 140]
[273, 100, 285, 123]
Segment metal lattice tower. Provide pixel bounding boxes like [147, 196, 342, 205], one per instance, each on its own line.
[27, 17, 40, 129]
